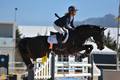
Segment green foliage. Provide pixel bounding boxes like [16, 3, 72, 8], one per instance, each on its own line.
[104, 30, 117, 50]
[16, 28, 22, 45]
[15, 28, 23, 62]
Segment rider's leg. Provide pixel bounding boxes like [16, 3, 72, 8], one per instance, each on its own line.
[57, 33, 63, 49]
[54, 24, 64, 49]
[53, 24, 64, 34]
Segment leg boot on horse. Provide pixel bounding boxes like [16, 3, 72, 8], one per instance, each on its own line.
[27, 64, 34, 80]
[79, 45, 93, 58]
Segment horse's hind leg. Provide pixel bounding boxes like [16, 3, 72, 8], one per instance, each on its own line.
[18, 39, 34, 80]
[28, 68, 34, 80]
[20, 53, 34, 80]
[19, 48, 34, 80]
[18, 39, 34, 69]
[20, 52, 33, 69]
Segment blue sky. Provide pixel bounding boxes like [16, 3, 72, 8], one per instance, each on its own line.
[0, 0, 119, 26]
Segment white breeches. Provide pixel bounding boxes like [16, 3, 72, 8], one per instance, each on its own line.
[53, 23, 68, 35]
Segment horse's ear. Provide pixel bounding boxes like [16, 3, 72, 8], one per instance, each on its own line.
[101, 27, 107, 31]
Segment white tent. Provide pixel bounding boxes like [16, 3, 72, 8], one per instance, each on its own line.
[85, 42, 116, 54]
[19, 26, 56, 37]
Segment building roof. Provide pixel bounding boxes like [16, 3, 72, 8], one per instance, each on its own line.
[19, 25, 56, 37]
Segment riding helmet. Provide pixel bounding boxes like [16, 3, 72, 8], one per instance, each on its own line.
[68, 5, 78, 12]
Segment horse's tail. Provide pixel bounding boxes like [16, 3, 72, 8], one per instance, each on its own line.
[17, 38, 29, 55]
[17, 38, 35, 69]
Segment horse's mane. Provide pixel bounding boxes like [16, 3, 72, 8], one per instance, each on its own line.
[75, 24, 101, 30]
[26, 35, 48, 39]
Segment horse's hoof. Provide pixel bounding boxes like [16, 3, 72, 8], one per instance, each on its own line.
[76, 57, 82, 62]
[80, 54, 89, 58]
[23, 77, 28, 80]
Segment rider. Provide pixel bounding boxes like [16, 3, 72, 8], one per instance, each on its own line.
[54, 5, 77, 49]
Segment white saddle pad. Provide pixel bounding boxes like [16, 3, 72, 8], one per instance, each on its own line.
[47, 35, 58, 44]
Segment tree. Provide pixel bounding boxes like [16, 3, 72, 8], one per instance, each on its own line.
[104, 31, 117, 50]
[15, 28, 23, 62]
[16, 28, 22, 45]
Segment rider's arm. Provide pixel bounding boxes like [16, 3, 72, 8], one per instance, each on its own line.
[65, 18, 73, 29]
[70, 17, 75, 29]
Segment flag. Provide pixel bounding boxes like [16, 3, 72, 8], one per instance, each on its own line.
[119, 1, 120, 16]
[42, 54, 47, 64]
[116, 16, 120, 21]
[116, 2, 120, 21]
[1, 73, 7, 80]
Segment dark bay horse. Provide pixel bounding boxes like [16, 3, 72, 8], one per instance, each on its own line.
[18, 24, 105, 80]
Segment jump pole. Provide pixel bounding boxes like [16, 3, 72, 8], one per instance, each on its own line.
[88, 54, 94, 80]
[51, 51, 55, 80]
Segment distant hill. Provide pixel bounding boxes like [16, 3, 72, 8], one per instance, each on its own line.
[75, 14, 118, 27]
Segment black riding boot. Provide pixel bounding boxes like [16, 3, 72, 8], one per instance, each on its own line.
[57, 34, 63, 49]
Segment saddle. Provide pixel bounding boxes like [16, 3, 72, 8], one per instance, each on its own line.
[50, 32, 66, 41]
[50, 32, 57, 35]
[47, 31, 68, 44]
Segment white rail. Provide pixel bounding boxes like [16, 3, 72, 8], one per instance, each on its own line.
[0, 54, 100, 80]
[34, 54, 100, 80]
[34, 54, 52, 79]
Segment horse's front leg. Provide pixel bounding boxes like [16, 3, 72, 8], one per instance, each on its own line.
[79, 44, 93, 58]
[84, 44, 93, 54]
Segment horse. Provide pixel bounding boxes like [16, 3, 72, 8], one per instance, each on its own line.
[18, 24, 105, 80]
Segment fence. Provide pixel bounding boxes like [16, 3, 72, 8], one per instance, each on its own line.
[34, 53, 101, 80]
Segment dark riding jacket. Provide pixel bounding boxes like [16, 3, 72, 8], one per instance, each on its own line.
[54, 13, 75, 29]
